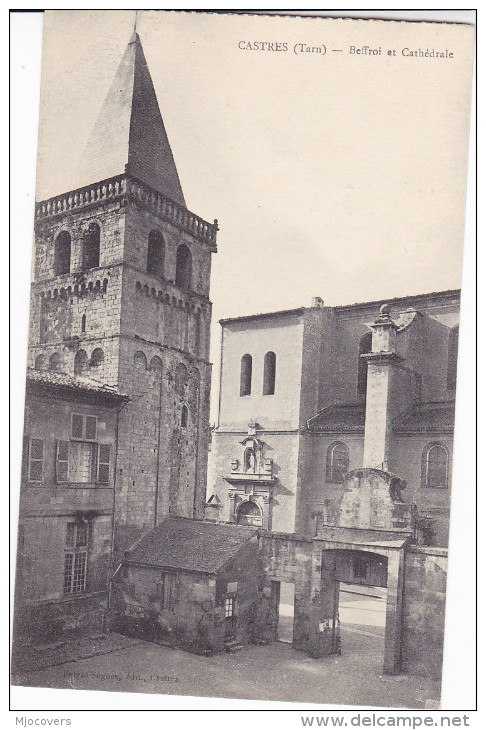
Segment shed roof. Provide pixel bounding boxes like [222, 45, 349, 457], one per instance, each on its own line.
[27, 368, 129, 402]
[307, 403, 366, 432]
[393, 401, 455, 434]
[125, 517, 258, 574]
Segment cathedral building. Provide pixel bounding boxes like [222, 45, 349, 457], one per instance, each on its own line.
[207, 291, 459, 547]
[27, 30, 218, 562]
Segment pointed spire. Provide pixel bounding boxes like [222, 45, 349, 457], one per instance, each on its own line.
[76, 30, 186, 207]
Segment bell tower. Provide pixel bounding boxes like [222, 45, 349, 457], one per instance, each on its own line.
[30, 30, 218, 554]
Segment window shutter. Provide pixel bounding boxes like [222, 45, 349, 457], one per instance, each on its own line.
[28, 438, 44, 482]
[72, 414, 83, 438]
[97, 443, 111, 484]
[85, 416, 97, 440]
[56, 440, 70, 483]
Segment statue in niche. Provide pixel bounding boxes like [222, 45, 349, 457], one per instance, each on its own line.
[244, 447, 256, 473]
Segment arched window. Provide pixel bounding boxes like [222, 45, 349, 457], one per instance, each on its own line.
[82, 222, 100, 271]
[447, 326, 459, 391]
[175, 244, 192, 290]
[244, 447, 256, 473]
[240, 354, 252, 396]
[34, 354, 45, 370]
[90, 348, 104, 367]
[133, 351, 148, 370]
[236, 500, 262, 527]
[326, 442, 349, 483]
[263, 351, 276, 395]
[81, 314, 86, 333]
[74, 349, 88, 375]
[175, 362, 188, 394]
[181, 405, 188, 429]
[49, 352, 61, 372]
[422, 443, 449, 488]
[53, 231, 71, 276]
[147, 230, 165, 278]
[357, 332, 372, 396]
[150, 355, 163, 373]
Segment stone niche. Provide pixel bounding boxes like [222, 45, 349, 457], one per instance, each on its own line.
[337, 468, 414, 531]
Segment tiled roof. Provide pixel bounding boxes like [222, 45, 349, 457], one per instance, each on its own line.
[307, 403, 366, 432]
[26, 369, 129, 400]
[393, 402, 455, 434]
[125, 517, 258, 573]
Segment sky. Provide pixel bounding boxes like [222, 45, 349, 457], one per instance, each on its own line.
[34, 10, 474, 416]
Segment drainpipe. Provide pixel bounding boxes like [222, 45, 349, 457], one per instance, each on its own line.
[107, 395, 129, 617]
[154, 372, 164, 527]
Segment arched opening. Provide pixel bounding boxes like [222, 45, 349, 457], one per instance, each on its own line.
[240, 354, 252, 396]
[243, 446, 257, 473]
[149, 355, 163, 373]
[357, 332, 372, 396]
[175, 244, 192, 290]
[49, 352, 61, 372]
[181, 405, 188, 429]
[446, 325, 459, 390]
[34, 354, 45, 370]
[82, 222, 100, 271]
[326, 442, 349, 483]
[422, 443, 449, 487]
[236, 500, 262, 527]
[74, 349, 88, 376]
[81, 314, 86, 333]
[175, 362, 188, 394]
[53, 231, 71, 276]
[90, 348, 104, 368]
[147, 230, 165, 278]
[263, 351, 276, 395]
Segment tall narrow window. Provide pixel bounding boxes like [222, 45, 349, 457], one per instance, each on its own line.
[422, 443, 449, 488]
[357, 332, 372, 396]
[263, 351, 276, 395]
[447, 325, 459, 391]
[64, 522, 89, 594]
[159, 572, 177, 612]
[82, 222, 100, 270]
[28, 438, 44, 483]
[240, 354, 252, 396]
[81, 314, 86, 333]
[181, 405, 188, 429]
[53, 231, 71, 276]
[326, 442, 349, 483]
[97, 444, 111, 484]
[175, 244, 192, 290]
[147, 230, 165, 278]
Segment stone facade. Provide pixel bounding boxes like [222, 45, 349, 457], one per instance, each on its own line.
[13, 372, 128, 657]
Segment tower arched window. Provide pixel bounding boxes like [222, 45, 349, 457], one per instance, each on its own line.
[175, 244, 192, 290]
[49, 352, 61, 372]
[82, 222, 100, 271]
[236, 500, 262, 527]
[147, 230, 165, 279]
[181, 405, 188, 429]
[34, 354, 46, 370]
[90, 348, 104, 368]
[263, 351, 276, 395]
[422, 443, 449, 488]
[74, 349, 88, 375]
[53, 231, 71, 276]
[81, 314, 86, 333]
[447, 326, 459, 391]
[240, 354, 252, 396]
[326, 441, 349, 483]
[357, 332, 372, 396]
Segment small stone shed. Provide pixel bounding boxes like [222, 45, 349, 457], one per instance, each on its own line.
[111, 517, 259, 654]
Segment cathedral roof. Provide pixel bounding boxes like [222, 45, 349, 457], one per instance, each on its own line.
[76, 31, 186, 206]
[392, 401, 455, 434]
[124, 517, 258, 574]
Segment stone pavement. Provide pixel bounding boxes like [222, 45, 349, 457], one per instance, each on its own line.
[13, 632, 441, 709]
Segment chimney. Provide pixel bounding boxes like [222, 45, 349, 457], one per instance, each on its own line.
[311, 296, 325, 308]
[362, 304, 403, 470]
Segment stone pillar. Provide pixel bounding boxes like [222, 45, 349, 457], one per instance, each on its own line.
[362, 304, 403, 469]
[306, 546, 340, 658]
[383, 548, 405, 675]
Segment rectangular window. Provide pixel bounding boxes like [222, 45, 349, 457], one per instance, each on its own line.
[97, 444, 111, 484]
[28, 438, 44, 483]
[224, 596, 235, 618]
[71, 413, 97, 440]
[69, 441, 94, 483]
[63, 522, 89, 594]
[56, 440, 70, 483]
[160, 572, 177, 612]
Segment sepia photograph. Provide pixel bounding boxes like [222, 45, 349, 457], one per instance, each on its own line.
[10, 9, 476, 715]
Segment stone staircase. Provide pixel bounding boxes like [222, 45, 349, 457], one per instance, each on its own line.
[224, 637, 245, 653]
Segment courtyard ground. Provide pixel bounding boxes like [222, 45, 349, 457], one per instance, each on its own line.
[13, 629, 440, 709]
